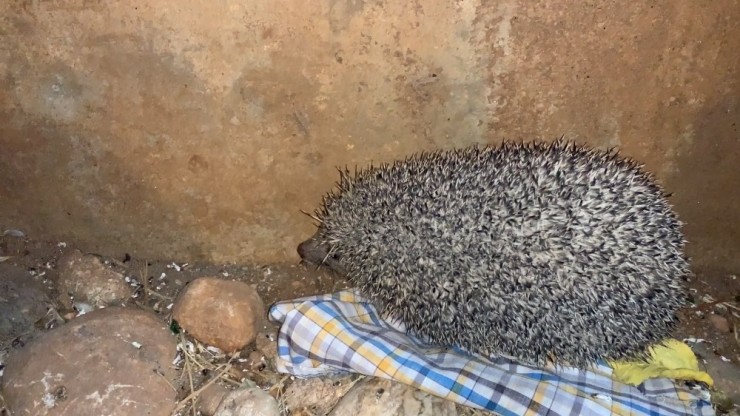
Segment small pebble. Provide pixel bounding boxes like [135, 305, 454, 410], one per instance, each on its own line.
[709, 314, 730, 333]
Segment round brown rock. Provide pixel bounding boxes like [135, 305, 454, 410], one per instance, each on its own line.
[709, 314, 731, 333]
[1, 307, 178, 415]
[172, 277, 265, 352]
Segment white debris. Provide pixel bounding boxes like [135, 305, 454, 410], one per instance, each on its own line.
[592, 393, 612, 403]
[682, 338, 706, 344]
[720, 356, 731, 362]
[221, 271, 230, 277]
[178, 341, 196, 354]
[74, 302, 95, 316]
[167, 262, 182, 272]
[131, 341, 142, 349]
[3, 229, 25, 237]
[57, 242, 67, 248]
[166, 303, 174, 310]
[42, 392, 56, 408]
[172, 353, 183, 366]
[159, 272, 166, 280]
[206, 346, 223, 355]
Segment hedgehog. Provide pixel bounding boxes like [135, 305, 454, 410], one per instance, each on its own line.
[297, 139, 690, 369]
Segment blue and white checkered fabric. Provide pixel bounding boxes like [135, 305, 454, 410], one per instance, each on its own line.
[269, 290, 715, 416]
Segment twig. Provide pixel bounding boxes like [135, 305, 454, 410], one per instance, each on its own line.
[155, 369, 178, 393]
[145, 289, 174, 301]
[141, 261, 149, 304]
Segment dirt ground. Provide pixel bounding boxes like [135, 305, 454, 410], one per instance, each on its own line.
[0, 234, 738, 415]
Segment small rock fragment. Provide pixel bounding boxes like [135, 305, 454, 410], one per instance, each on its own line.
[329, 377, 458, 416]
[709, 314, 731, 333]
[2, 307, 178, 415]
[255, 331, 277, 362]
[173, 277, 265, 352]
[714, 303, 729, 316]
[214, 386, 280, 416]
[56, 249, 130, 308]
[283, 376, 357, 415]
[0, 231, 27, 256]
[248, 350, 267, 371]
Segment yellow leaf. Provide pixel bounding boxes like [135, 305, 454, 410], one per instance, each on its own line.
[609, 339, 713, 387]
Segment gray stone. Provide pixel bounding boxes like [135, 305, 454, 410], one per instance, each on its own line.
[329, 377, 458, 416]
[197, 383, 231, 416]
[56, 250, 131, 308]
[214, 386, 280, 416]
[283, 376, 357, 415]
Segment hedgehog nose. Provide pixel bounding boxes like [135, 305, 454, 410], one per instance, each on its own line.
[297, 241, 309, 260]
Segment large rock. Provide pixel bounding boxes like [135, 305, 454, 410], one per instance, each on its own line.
[329, 377, 458, 416]
[172, 277, 265, 352]
[56, 250, 131, 308]
[2, 307, 178, 415]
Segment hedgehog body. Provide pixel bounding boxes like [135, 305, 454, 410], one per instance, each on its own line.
[298, 140, 689, 368]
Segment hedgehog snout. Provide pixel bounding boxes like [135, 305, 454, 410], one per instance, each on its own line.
[297, 238, 324, 264]
[297, 235, 346, 275]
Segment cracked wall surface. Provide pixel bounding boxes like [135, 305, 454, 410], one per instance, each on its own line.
[1, 0, 738, 271]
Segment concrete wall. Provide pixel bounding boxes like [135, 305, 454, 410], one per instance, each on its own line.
[1, 1, 738, 271]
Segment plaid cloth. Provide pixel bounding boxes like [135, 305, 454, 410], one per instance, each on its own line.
[268, 290, 715, 416]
